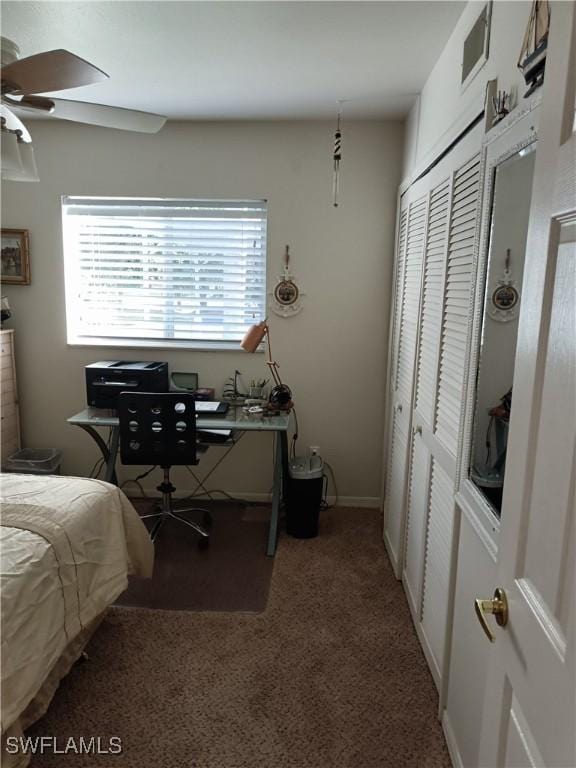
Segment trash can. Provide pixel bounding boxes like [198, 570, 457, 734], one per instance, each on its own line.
[4, 448, 63, 475]
[286, 454, 324, 538]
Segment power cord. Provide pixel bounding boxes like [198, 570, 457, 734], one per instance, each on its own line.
[183, 432, 245, 501]
[321, 460, 339, 509]
[290, 407, 299, 460]
[120, 465, 157, 498]
[88, 428, 114, 478]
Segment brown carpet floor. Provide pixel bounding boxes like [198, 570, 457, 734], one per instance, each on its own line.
[116, 500, 274, 612]
[29, 508, 450, 768]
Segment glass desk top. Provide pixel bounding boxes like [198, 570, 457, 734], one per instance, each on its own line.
[68, 406, 291, 432]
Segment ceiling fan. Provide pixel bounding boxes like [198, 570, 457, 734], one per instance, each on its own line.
[1, 37, 167, 181]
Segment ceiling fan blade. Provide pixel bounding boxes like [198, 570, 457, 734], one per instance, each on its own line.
[2, 94, 55, 113]
[47, 98, 166, 133]
[1, 49, 108, 95]
[0, 104, 31, 142]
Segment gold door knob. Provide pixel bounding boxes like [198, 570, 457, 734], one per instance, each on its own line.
[475, 587, 508, 643]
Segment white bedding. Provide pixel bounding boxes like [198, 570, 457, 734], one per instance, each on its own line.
[0, 474, 154, 733]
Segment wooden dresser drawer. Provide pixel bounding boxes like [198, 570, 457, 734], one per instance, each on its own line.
[0, 329, 20, 454]
[1, 374, 16, 399]
[0, 335, 12, 358]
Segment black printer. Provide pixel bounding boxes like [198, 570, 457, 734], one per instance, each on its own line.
[86, 361, 169, 409]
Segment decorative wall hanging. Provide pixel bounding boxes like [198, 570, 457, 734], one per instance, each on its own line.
[1, 228, 30, 285]
[332, 102, 343, 207]
[518, 0, 550, 97]
[488, 248, 520, 322]
[269, 245, 304, 317]
[491, 90, 511, 126]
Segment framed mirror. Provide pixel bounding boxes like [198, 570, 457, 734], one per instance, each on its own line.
[470, 142, 536, 517]
[458, 102, 540, 531]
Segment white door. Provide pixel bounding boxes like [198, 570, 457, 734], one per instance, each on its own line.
[383, 191, 427, 575]
[403, 126, 483, 688]
[479, 3, 575, 766]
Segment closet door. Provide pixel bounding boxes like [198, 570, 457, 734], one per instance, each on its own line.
[402, 126, 483, 688]
[383, 193, 427, 576]
[403, 177, 451, 613]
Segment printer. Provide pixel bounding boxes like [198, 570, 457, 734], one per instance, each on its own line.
[86, 361, 169, 409]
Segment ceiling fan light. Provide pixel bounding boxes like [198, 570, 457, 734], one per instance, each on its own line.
[1, 129, 23, 177]
[16, 140, 39, 182]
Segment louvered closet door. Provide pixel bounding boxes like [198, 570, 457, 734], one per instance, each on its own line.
[419, 152, 482, 684]
[383, 194, 427, 575]
[403, 177, 450, 613]
[400, 126, 482, 689]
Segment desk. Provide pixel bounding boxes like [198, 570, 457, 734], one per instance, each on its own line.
[68, 406, 290, 557]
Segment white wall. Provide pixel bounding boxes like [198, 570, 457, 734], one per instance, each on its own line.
[1, 119, 403, 504]
[403, 0, 533, 182]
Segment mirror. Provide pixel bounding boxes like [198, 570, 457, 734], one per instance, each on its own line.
[470, 142, 537, 516]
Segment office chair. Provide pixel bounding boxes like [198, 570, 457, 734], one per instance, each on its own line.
[118, 391, 211, 548]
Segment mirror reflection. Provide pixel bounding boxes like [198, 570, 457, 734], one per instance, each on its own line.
[470, 142, 537, 516]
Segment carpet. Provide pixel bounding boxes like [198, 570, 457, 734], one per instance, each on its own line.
[28, 508, 451, 768]
[115, 499, 274, 613]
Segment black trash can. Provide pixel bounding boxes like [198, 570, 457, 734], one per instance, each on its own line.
[286, 455, 324, 538]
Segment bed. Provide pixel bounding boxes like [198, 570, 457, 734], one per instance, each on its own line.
[0, 473, 154, 766]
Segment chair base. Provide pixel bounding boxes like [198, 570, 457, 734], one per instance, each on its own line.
[140, 468, 211, 547]
[142, 506, 211, 544]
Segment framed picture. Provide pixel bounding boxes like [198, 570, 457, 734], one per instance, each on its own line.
[1, 229, 30, 285]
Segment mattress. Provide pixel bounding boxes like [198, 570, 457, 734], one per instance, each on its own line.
[0, 473, 154, 734]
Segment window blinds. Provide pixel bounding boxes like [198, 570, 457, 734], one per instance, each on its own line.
[62, 197, 267, 346]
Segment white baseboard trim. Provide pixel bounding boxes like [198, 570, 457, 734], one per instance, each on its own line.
[383, 528, 401, 579]
[330, 496, 380, 508]
[441, 711, 463, 768]
[123, 486, 379, 509]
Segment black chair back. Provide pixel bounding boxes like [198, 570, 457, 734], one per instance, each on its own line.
[118, 392, 199, 467]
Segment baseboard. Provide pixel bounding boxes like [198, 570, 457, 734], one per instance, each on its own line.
[383, 528, 401, 579]
[441, 711, 463, 768]
[122, 486, 379, 509]
[330, 496, 380, 508]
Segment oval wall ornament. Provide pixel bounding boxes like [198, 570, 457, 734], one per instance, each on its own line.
[269, 245, 305, 317]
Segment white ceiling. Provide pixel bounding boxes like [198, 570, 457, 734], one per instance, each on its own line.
[2, 1, 465, 120]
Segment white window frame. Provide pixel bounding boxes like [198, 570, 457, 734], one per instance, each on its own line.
[460, 1, 492, 94]
[62, 196, 268, 351]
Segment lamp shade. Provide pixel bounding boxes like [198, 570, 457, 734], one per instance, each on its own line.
[1, 130, 23, 177]
[16, 141, 39, 182]
[240, 320, 267, 353]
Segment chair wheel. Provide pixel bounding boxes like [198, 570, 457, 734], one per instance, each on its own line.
[202, 511, 213, 529]
[198, 536, 210, 551]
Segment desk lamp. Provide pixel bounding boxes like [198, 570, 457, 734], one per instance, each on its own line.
[240, 320, 292, 409]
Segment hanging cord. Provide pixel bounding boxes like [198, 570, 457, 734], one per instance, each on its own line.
[333, 102, 343, 207]
[121, 465, 157, 498]
[88, 427, 115, 478]
[183, 432, 246, 501]
[89, 455, 105, 479]
[290, 407, 299, 460]
[320, 460, 339, 509]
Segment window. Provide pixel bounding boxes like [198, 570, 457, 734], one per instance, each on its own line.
[461, 2, 491, 90]
[62, 197, 267, 349]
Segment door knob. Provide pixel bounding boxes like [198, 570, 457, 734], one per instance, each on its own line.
[394, 403, 403, 414]
[475, 587, 508, 643]
[413, 424, 422, 435]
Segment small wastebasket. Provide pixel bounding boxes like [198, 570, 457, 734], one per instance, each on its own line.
[4, 448, 63, 475]
[286, 454, 324, 538]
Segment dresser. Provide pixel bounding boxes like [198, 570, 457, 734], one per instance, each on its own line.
[1, 329, 21, 461]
